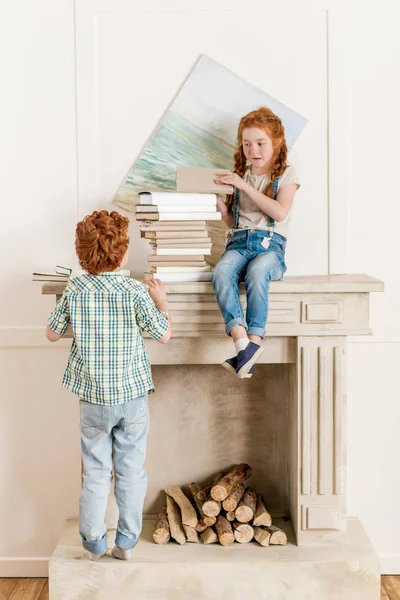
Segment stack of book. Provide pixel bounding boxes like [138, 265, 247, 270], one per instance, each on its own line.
[135, 191, 222, 283]
[32, 265, 72, 282]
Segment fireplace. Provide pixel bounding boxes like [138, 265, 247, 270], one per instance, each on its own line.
[43, 274, 383, 599]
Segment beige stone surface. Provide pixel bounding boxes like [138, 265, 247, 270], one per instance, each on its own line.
[49, 518, 380, 599]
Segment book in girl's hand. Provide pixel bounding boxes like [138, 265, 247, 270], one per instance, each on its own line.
[176, 167, 234, 194]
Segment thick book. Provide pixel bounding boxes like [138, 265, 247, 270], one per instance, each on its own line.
[149, 262, 207, 269]
[147, 255, 206, 263]
[144, 272, 212, 283]
[142, 230, 208, 239]
[136, 204, 216, 213]
[135, 212, 221, 221]
[139, 221, 206, 230]
[32, 272, 69, 282]
[176, 167, 233, 194]
[138, 191, 217, 206]
[147, 238, 211, 246]
[150, 248, 211, 256]
[150, 265, 211, 273]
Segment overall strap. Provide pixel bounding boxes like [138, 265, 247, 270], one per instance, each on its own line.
[232, 187, 240, 229]
[268, 177, 280, 232]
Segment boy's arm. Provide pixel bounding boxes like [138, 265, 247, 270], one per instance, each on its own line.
[46, 290, 70, 343]
[46, 324, 63, 343]
[135, 281, 171, 344]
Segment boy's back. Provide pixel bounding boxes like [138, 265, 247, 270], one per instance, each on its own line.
[48, 271, 169, 405]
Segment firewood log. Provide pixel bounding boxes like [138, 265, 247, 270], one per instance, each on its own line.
[232, 521, 254, 544]
[189, 482, 207, 519]
[152, 506, 170, 545]
[201, 473, 223, 519]
[235, 489, 257, 523]
[183, 525, 199, 543]
[211, 464, 252, 501]
[222, 484, 245, 512]
[166, 495, 186, 545]
[195, 520, 208, 533]
[215, 515, 235, 546]
[165, 485, 198, 528]
[200, 527, 218, 544]
[226, 511, 235, 521]
[253, 526, 271, 547]
[253, 494, 272, 527]
[265, 525, 288, 545]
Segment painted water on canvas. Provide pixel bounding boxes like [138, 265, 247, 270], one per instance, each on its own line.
[113, 54, 308, 211]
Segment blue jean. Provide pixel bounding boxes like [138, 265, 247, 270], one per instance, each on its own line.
[212, 229, 287, 338]
[79, 395, 149, 554]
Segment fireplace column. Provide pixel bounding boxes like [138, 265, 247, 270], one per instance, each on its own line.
[291, 336, 347, 546]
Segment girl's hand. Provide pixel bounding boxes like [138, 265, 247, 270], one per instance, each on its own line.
[216, 193, 229, 216]
[144, 279, 167, 304]
[214, 172, 246, 191]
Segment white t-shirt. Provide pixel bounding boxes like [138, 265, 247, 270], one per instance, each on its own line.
[237, 165, 300, 239]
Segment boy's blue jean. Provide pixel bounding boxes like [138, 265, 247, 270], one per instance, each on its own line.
[212, 229, 287, 338]
[79, 395, 149, 554]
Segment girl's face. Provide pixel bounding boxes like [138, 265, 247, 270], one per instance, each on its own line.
[242, 127, 275, 172]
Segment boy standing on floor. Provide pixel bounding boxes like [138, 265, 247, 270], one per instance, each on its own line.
[46, 210, 171, 560]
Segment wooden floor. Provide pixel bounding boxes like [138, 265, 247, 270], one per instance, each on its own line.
[0, 577, 399, 599]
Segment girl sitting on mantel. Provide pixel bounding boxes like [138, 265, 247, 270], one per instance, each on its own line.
[212, 107, 300, 379]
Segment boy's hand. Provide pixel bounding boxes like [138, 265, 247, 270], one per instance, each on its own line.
[144, 278, 167, 304]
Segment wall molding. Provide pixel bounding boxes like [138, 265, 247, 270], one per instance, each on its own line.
[0, 558, 49, 578]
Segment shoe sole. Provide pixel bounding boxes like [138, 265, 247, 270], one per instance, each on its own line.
[221, 361, 237, 376]
[237, 346, 264, 379]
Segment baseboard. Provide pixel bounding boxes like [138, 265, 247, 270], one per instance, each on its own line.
[380, 554, 400, 575]
[0, 557, 49, 577]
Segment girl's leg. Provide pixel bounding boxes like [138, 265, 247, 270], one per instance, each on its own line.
[79, 401, 113, 556]
[113, 395, 150, 553]
[211, 249, 248, 336]
[245, 251, 285, 337]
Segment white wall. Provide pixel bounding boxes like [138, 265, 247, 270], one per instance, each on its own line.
[0, 0, 399, 576]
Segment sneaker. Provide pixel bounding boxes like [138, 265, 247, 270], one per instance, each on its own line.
[236, 342, 264, 378]
[221, 356, 237, 375]
[222, 356, 256, 378]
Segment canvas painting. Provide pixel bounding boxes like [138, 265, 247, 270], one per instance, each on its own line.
[112, 54, 308, 211]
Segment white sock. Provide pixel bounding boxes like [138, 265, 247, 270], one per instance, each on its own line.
[112, 545, 131, 560]
[86, 551, 104, 561]
[235, 338, 250, 354]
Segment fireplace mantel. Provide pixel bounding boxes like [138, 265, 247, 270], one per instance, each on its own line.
[43, 274, 383, 546]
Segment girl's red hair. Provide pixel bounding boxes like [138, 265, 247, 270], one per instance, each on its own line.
[225, 107, 288, 212]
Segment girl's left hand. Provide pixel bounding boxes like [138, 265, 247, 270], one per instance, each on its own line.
[214, 172, 246, 191]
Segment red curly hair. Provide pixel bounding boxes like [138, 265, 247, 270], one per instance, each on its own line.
[225, 107, 288, 212]
[75, 210, 130, 275]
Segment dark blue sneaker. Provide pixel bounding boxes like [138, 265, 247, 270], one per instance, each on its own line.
[221, 355, 237, 375]
[222, 355, 255, 378]
[236, 342, 264, 378]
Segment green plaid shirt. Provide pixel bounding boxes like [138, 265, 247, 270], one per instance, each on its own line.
[47, 273, 168, 405]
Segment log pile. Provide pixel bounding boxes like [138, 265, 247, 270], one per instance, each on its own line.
[153, 463, 288, 547]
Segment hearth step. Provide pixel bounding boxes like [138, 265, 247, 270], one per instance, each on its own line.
[49, 518, 380, 599]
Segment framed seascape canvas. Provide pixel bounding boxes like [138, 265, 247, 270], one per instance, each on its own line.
[112, 54, 308, 211]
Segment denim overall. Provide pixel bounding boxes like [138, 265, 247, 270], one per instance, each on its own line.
[211, 178, 287, 338]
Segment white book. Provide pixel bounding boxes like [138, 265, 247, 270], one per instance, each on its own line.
[151, 248, 212, 255]
[145, 272, 212, 282]
[151, 266, 211, 273]
[139, 192, 217, 206]
[158, 212, 221, 221]
[137, 204, 216, 213]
